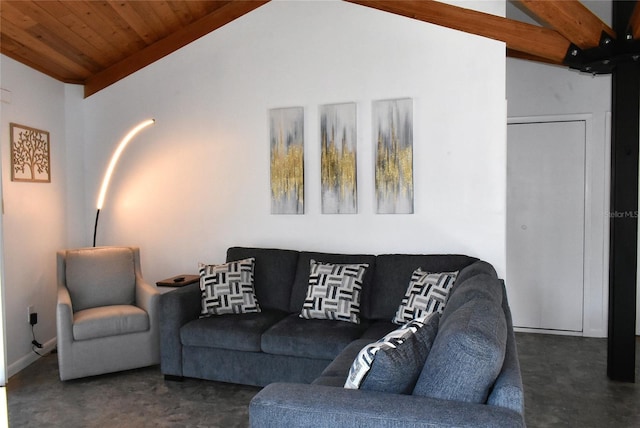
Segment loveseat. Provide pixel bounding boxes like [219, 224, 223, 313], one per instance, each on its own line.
[160, 246, 525, 427]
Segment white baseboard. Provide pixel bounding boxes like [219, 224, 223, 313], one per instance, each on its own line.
[7, 337, 57, 379]
[514, 327, 583, 337]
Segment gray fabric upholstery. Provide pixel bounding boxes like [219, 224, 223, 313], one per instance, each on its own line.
[73, 305, 149, 341]
[361, 313, 440, 394]
[65, 247, 137, 312]
[159, 282, 201, 377]
[159, 246, 524, 426]
[261, 314, 368, 359]
[180, 310, 287, 352]
[441, 272, 504, 324]
[249, 383, 525, 428]
[369, 254, 478, 321]
[453, 260, 498, 285]
[56, 246, 160, 381]
[313, 338, 372, 386]
[360, 320, 397, 340]
[226, 247, 299, 312]
[289, 252, 377, 315]
[413, 297, 507, 403]
[181, 346, 331, 387]
[487, 281, 526, 414]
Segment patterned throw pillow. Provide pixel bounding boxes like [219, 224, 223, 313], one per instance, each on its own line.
[299, 260, 369, 324]
[344, 314, 437, 390]
[199, 258, 260, 316]
[392, 269, 458, 324]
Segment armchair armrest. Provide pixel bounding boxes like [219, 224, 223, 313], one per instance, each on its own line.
[159, 283, 201, 377]
[250, 383, 525, 428]
[56, 284, 74, 349]
[135, 278, 161, 323]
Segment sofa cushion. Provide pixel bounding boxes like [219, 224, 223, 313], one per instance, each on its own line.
[413, 297, 507, 404]
[289, 252, 376, 315]
[73, 305, 148, 341]
[65, 247, 136, 312]
[199, 258, 260, 316]
[361, 313, 440, 394]
[312, 338, 373, 387]
[181, 309, 287, 352]
[369, 254, 477, 321]
[392, 269, 458, 324]
[360, 321, 397, 340]
[345, 314, 439, 393]
[300, 260, 369, 324]
[261, 314, 368, 359]
[227, 247, 299, 312]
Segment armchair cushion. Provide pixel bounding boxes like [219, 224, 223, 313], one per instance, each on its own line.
[65, 247, 136, 311]
[73, 305, 149, 341]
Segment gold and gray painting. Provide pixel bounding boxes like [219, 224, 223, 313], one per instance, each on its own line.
[320, 103, 357, 214]
[373, 98, 414, 214]
[270, 107, 304, 214]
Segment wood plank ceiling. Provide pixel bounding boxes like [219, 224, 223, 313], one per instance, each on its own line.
[0, 1, 268, 96]
[1, 0, 639, 98]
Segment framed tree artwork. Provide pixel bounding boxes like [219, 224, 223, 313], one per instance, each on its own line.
[10, 123, 51, 183]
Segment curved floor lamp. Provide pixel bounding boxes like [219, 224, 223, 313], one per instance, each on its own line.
[93, 119, 156, 247]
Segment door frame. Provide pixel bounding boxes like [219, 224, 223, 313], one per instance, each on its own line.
[507, 114, 608, 337]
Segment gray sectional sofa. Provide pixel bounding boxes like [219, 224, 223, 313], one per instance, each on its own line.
[159, 246, 525, 427]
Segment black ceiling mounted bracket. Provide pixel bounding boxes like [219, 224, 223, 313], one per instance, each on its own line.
[563, 30, 640, 74]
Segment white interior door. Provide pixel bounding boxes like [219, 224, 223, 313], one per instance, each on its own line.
[507, 120, 586, 332]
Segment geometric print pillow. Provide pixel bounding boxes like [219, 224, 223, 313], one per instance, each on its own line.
[199, 258, 260, 316]
[392, 269, 458, 324]
[299, 260, 369, 324]
[344, 314, 434, 389]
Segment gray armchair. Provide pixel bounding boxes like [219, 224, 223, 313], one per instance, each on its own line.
[56, 246, 160, 381]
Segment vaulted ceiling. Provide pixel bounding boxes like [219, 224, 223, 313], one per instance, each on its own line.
[1, 0, 639, 98]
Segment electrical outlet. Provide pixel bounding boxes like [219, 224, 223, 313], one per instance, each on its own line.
[30, 312, 38, 326]
[27, 305, 34, 324]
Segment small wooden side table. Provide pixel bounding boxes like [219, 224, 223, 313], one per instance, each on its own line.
[156, 274, 199, 294]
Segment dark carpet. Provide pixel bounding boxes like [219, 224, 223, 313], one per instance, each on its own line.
[7, 333, 640, 427]
[7, 353, 259, 427]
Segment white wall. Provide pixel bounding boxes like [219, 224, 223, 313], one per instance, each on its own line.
[82, 1, 507, 285]
[0, 56, 81, 376]
[506, 1, 612, 337]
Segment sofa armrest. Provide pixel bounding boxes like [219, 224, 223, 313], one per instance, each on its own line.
[159, 283, 201, 376]
[250, 383, 525, 428]
[487, 281, 525, 415]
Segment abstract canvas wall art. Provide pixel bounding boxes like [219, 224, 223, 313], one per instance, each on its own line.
[270, 107, 304, 214]
[373, 98, 414, 214]
[10, 123, 51, 183]
[320, 103, 357, 214]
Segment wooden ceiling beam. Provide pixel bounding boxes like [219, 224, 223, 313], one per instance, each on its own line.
[630, 1, 640, 40]
[507, 48, 564, 67]
[346, 0, 572, 64]
[517, 0, 616, 50]
[83, 0, 269, 98]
